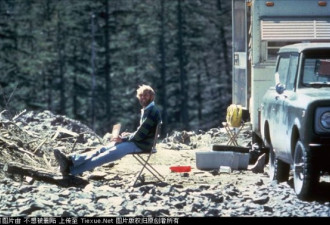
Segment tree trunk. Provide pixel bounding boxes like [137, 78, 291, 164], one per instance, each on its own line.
[197, 63, 202, 124]
[72, 45, 78, 118]
[158, 0, 168, 133]
[103, 0, 112, 126]
[217, 0, 231, 103]
[45, 1, 53, 112]
[57, 11, 66, 115]
[90, 13, 96, 130]
[177, 0, 189, 130]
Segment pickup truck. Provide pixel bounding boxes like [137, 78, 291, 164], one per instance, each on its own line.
[260, 43, 330, 200]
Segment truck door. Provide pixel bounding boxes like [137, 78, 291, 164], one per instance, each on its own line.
[271, 53, 291, 155]
[276, 53, 299, 158]
[280, 54, 299, 160]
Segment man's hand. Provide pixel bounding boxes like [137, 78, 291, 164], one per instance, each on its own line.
[110, 137, 123, 143]
[110, 132, 132, 143]
[121, 132, 131, 137]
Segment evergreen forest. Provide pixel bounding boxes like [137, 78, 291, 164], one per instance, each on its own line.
[0, 0, 232, 136]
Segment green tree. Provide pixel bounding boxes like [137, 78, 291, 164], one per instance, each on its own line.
[0, 0, 233, 135]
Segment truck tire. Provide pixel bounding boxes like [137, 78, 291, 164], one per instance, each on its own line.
[269, 143, 290, 182]
[293, 140, 320, 200]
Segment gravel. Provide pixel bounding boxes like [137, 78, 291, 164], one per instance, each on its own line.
[0, 110, 329, 217]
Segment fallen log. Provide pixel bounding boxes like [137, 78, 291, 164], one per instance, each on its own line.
[1, 162, 89, 187]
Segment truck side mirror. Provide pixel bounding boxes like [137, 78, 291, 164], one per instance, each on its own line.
[276, 83, 285, 94]
[274, 72, 285, 94]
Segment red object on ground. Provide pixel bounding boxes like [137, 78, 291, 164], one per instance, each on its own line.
[170, 166, 191, 173]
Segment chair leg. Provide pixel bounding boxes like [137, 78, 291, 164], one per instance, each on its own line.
[229, 131, 239, 146]
[133, 154, 150, 186]
[137, 158, 164, 180]
[132, 154, 164, 186]
[224, 124, 242, 146]
[224, 126, 238, 146]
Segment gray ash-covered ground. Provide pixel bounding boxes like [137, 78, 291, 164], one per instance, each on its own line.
[0, 110, 329, 217]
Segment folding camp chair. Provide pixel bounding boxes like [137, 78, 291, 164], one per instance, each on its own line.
[131, 122, 164, 186]
[222, 121, 244, 146]
[222, 104, 245, 146]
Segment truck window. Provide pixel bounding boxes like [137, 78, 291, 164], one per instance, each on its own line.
[316, 60, 330, 76]
[303, 58, 330, 84]
[286, 54, 299, 90]
[276, 54, 298, 90]
[302, 50, 330, 85]
[277, 55, 290, 85]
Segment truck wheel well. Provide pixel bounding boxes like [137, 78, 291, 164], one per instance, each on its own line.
[291, 126, 299, 158]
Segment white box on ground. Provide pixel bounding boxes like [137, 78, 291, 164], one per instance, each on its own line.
[196, 151, 249, 170]
[219, 166, 232, 173]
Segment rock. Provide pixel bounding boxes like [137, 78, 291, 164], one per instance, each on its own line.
[253, 196, 270, 205]
[25, 176, 34, 184]
[141, 206, 170, 217]
[128, 193, 140, 200]
[255, 179, 264, 186]
[19, 185, 36, 193]
[19, 202, 44, 215]
[59, 189, 71, 197]
[62, 210, 76, 217]
[263, 205, 273, 212]
[88, 171, 107, 180]
[181, 131, 191, 145]
[205, 208, 221, 216]
[173, 201, 186, 209]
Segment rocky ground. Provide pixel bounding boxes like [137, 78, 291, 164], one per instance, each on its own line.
[0, 110, 329, 217]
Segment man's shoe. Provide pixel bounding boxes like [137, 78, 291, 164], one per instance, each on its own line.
[54, 149, 71, 175]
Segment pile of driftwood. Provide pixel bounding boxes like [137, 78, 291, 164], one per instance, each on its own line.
[0, 110, 103, 187]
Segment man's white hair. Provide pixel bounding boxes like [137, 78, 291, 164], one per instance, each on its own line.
[136, 84, 155, 99]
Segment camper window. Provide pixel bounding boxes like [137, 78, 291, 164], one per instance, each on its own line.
[264, 41, 299, 62]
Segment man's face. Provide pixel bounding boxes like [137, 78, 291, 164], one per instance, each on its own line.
[138, 90, 153, 108]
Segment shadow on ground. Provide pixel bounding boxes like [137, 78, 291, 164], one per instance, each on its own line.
[288, 178, 330, 202]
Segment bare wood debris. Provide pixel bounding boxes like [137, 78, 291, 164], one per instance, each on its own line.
[2, 162, 88, 187]
[0, 110, 103, 186]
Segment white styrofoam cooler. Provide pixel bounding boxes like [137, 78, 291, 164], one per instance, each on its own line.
[196, 151, 249, 170]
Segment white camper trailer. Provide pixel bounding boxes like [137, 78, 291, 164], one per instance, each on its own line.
[231, 0, 330, 143]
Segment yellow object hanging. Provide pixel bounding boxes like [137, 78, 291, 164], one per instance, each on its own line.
[226, 104, 243, 128]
